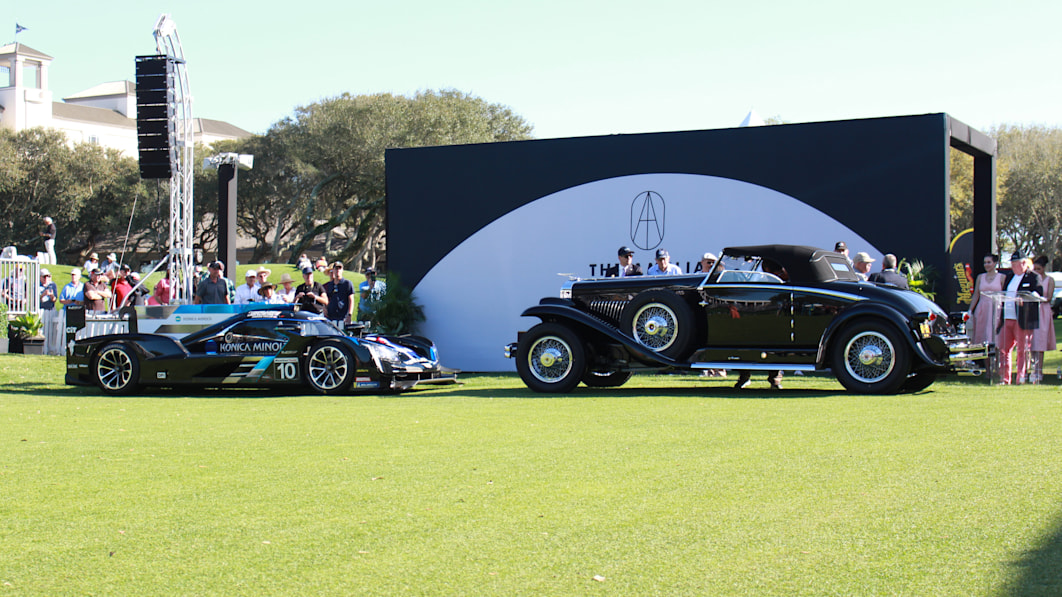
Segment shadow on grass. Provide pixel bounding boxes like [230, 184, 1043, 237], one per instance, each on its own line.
[452, 382, 851, 400]
[1009, 515, 1062, 596]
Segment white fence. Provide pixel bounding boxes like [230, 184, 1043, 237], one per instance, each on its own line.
[0, 257, 41, 317]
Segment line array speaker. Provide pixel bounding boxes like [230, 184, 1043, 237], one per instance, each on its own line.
[135, 55, 177, 179]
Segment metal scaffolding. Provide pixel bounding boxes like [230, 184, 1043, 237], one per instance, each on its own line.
[151, 14, 196, 302]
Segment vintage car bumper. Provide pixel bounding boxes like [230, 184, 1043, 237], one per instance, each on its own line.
[942, 335, 990, 374]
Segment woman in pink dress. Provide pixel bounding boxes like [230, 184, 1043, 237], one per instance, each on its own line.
[1030, 256, 1056, 382]
[967, 254, 1003, 346]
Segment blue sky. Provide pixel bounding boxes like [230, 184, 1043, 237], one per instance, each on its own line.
[7, 0, 1061, 138]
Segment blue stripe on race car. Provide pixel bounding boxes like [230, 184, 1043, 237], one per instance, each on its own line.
[246, 356, 276, 382]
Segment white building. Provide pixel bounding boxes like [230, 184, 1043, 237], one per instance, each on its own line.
[0, 42, 251, 155]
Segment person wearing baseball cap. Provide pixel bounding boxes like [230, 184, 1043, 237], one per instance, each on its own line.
[852, 252, 876, 280]
[699, 252, 718, 274]
[359, 266, 387, 320]
[194, 260, 231, 305]
[616, 246, 643, 277]
[234, 269, 261, 305]
[84, 268, 111, 311]
[295, 266, 328, 314]
[59, 268, 84, 309]
[39, 268, 61, 355]
[324, 261, 356, 327]
[834, 241, 852, 265]
[647, 248, 682, 276]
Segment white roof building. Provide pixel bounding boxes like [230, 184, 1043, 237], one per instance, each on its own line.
[0, 42, 251, 156]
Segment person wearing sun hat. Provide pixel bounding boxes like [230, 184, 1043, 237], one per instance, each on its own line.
[82, 252, 100, 274]
[257, 281, 285, 305]
[277, 272, 296, 303]
[256, 266, 272, 287]
[101, 253, 119, 275]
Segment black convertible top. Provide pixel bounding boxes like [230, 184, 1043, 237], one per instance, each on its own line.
[722, 245, 860, 284]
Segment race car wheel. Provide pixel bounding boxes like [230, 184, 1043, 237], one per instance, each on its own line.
[831, 321, 910, 394]
[620, 289, 696, 359]
[93, 343, 140, 396]
[516, 322, 586, 393]
[305, 340, 355, 394]
[581, 369, 633, 388]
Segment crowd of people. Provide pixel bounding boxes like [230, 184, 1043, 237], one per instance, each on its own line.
[0, 240, 387, 356]
[190, 259, 386, 327]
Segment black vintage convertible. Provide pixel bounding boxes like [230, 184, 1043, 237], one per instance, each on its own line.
[66, 306, 456, 395]
[505, 245, 987, 394]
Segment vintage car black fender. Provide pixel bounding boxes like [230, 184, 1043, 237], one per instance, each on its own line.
[816, 301, 944, 367]
[519, 298, 684, 368]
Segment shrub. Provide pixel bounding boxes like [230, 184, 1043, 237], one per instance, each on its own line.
[9, 312, 43, 339]
[369, 274, 425, 335]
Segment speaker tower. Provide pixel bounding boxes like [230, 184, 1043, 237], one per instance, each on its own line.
[134, 55, 176, 179]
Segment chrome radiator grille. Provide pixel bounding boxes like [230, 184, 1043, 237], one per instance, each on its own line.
[586, 299, 628, 324]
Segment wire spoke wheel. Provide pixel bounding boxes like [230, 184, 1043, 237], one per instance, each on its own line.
[515, 323, 586, 393]
[831, 322, 910, 394]
[527, 335, 574, 384]
[843, 330, 895, 383]
[619, 290, 696, 359]
[632, 303, 679, 351]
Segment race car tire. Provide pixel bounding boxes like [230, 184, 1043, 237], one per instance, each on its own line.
[620, 289, 696, 359]
[93, 342, 141, 396]
[830, 320, 910, 394]
[305, 340, 356, 394]
[516, 322, 586, 393]
[581, 369, 633, 388]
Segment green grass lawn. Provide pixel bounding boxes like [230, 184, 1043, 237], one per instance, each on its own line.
[2, 356, 1061, 596]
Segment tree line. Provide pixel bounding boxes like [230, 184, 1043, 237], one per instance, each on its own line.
[949, 124, 1062, 266]
[0, 97, 1058, 269]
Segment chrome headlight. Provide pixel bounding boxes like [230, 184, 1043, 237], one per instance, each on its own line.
[560, 280, 574, 299]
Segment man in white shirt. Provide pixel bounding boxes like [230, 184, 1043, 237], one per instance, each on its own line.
[647, 249, 682, 276]
[852, 252, 875, 281]
[234, 270, 260, 304]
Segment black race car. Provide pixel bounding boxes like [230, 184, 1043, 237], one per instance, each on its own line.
[505, 245, 988, 394]
[66, 306, 456, 395]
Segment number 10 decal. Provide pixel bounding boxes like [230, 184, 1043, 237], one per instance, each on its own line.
[274, 357, 299, 381]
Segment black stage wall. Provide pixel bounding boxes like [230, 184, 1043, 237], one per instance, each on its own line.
[387, 113, 995, 371]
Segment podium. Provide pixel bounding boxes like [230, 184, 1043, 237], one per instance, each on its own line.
[983, 290, 1047, 384]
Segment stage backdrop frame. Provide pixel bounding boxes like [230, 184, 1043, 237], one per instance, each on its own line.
[386, 113, 995, 372]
